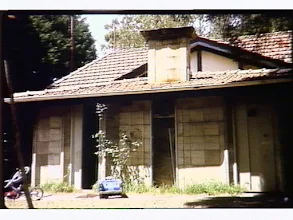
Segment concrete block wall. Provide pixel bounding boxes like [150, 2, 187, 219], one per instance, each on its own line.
[176, 96, 229, 187]
[32, 106, 82, 188]
[118, 101, 152, 185]
[32, 107, 69, 186]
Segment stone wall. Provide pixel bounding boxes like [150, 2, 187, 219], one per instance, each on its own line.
[176, 96, 229, 187]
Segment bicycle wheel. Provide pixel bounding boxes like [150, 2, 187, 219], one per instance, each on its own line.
[30, 187, 44, 201]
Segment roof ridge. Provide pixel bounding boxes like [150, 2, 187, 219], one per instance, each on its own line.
[106, 47, 147, 52]
[237, 30, 292, 39]
[205, 30, 292, 42]
[191, 68, 291, 76]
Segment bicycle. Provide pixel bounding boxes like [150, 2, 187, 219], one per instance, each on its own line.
[4, 166, 44, 201]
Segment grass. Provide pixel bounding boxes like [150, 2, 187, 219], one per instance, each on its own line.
[122, 181, 245, 196]
[41, 182, 75, 193]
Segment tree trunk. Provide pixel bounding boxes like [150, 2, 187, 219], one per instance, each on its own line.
[0, 12, 7, 209]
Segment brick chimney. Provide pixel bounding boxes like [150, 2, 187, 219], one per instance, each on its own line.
[141, 26, 196, 84]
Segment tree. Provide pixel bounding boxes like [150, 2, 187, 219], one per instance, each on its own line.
[3, 15, 97, 92]
[206, 13, 293, 39]
[101, 15, 194, 50]
[1, 14, 97, 208]
[28, 15, 97, 89]
[2, 14, 46, 93]
[101, 13, 293, 51]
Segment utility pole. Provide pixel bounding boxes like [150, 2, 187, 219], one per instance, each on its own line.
[113, 23, 116, 49]
[70, 15, 75, 72]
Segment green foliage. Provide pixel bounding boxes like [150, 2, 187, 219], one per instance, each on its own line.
[123, 181, 245, 196]
[41, 182, 75, 193]
[30, 15, 97, 80]
[93, 103, 142, 182]
[93, 131, 141, 181]
[3, 14, 97, 92]
[206, 13, 293, 39]
[92, 182, 99, 191]
[183, 181, 244, 195]
[102, 13, 292, 52]
[101, 14, 194, 50]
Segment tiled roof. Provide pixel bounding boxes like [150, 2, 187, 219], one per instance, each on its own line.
[48, 31, 291, 91]
[214, 31, 292, 63]
[11, 68, 292, 102]
[49, 47, 148, 89]
[8, 30, 292, 103]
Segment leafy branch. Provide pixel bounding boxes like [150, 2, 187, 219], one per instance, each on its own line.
[93, 103, 142, 182]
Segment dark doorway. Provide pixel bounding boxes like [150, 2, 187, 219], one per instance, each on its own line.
[152, 99, 176, 186]
[82, 102, 98, 189]
[3, 103, 35, 183]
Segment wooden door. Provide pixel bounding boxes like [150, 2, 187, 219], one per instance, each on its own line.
[236, 103, 276, 192]
[247, 104, 276, 192]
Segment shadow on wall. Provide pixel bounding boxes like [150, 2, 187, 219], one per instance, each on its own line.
[184, 193, 293, 208]
[178, 147, 226, 169]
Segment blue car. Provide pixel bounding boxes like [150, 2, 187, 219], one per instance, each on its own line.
[97, 176, 123, 199]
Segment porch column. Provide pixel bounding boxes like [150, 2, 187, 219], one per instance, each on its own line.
[31, 152, 37, 187]
[70, 105, 83, 189]
[98, 114, 106, 180]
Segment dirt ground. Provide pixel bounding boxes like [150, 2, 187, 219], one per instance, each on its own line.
[5, 191, 293, 209]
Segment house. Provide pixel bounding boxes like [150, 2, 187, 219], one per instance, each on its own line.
[5, 26, 292, 192]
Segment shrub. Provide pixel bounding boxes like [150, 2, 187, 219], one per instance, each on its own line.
[122, 181, 244, 195]
[41, 182, 75, 193]
[183, 181, 244, 195]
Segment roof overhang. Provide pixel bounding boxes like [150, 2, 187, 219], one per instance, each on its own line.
[5, 78, 292, 104]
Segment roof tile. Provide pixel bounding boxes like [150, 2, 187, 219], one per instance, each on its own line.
[12, 68, 292, 102]
[50, 47, 148, 88]
[10, 31, 292, 103]
[216, 31, 292, 63]
[47, 31, 291, 91]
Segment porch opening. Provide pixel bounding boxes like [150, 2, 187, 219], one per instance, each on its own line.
[82, 103, 98, 189]
[152, 99, 176, 186]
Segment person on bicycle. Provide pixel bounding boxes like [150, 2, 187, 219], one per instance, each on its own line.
[11, 169, 24, 192]
[6, 167, 29, 192]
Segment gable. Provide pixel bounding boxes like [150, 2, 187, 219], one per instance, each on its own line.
[190, 50, 239, 72]
[190, 50, 261, 73]
[190, 31, 292, 70]
[202, 51, 239, 72]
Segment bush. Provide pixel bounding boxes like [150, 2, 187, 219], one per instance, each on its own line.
[122, 181, 244, 195]
[183, 181, 244, 195]
[41, 182, 75, 193]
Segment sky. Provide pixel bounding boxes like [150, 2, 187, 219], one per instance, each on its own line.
[81, 14, 120, 55]
[3, 0, 291, 56]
